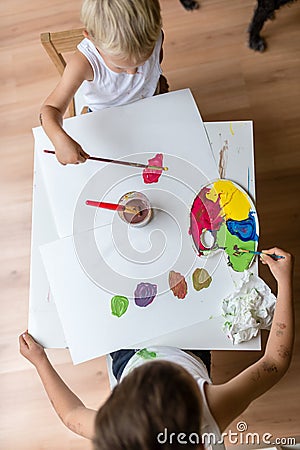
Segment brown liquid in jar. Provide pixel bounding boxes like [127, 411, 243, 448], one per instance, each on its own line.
[123, 199, 150, 224]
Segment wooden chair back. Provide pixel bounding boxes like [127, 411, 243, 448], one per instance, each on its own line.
[40, 28, 85, 117]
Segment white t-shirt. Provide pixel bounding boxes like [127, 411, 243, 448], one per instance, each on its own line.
[77, 33, 163, 111]
[121, 346, 224, 450]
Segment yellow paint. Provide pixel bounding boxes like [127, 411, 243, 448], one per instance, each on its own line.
[206, 180, 250, 221]
[230, 122, 235, 136]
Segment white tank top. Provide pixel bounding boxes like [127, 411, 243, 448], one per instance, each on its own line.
[77, 33, 163, 111]
[121, 346, 224, 450]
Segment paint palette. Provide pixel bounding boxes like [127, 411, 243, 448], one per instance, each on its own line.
[190, 179, 259, 272]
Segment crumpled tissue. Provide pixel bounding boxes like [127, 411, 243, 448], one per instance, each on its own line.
[222, 271, 276, 344]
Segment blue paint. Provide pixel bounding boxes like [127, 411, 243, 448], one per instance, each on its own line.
[227, 212, 258, 242]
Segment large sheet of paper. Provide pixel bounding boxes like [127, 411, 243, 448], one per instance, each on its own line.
[33, 89, 219, 238]
[35, 89, 241, 364]
[40, 236, 234, 364]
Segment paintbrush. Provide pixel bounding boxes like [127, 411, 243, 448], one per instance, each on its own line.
[85, 200, 141, 215]
[43, 150, 168, 171]
[202, 245, 227, 253]
[233, 245, 285, 260]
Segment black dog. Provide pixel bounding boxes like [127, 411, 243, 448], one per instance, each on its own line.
[248, 0, 296, 51]
[179, 0, 199, 10]
[179, 0, 296, 52]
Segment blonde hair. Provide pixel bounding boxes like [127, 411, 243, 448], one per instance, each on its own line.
[81, 0, 162, 62]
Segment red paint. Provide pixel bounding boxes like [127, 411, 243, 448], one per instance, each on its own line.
[143, 153, 163, 184]
[189, 187, 223, 253]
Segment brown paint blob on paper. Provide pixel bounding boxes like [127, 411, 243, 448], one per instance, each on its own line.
[192, 268, 212, 291]
[169, 270, 188, 299]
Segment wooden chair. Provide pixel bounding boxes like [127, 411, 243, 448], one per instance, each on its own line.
[40, 28, 88, 117]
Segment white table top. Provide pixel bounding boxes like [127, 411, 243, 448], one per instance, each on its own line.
[29, 89, 260, 364]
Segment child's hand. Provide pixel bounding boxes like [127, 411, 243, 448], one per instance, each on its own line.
[260, 247, 293, 284]
[55, 135, 90, 165]
[19, 331, 47, 367]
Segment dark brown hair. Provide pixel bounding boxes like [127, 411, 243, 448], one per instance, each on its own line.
[93, 360, 202, 449]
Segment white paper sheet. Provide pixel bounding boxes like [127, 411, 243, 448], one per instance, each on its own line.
[40, 235, 234, 364]
[33, 89, 220, 238]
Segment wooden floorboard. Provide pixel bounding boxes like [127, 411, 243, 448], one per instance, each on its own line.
[1, 0, 299, 448]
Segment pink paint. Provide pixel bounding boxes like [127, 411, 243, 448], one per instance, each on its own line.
[142, 153, 163, 184]
[190, 187, 223, 254]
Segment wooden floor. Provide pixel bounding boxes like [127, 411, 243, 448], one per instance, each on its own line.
[1, 0, 299, 448]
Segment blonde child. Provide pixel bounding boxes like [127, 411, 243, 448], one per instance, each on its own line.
[20, 248, 294, 449]
[40, 0, 168, 165]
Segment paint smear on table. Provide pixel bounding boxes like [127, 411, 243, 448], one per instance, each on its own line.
[218, 140, 228, 178]
[137, 348, 157, 359]
[134, 282, 157, 307]
[46, 286, 51, 303]
[111, 295, 129, 317]
[190, 180, 259, 272]
[168, 270, 188, 299]
[192, 268, 212, 291]
[142, 153, 163, 184]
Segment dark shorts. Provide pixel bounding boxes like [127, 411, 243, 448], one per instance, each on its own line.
[110, 349, 211, 382]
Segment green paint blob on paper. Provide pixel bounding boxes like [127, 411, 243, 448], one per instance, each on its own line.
[137, 348, 157, 359]
[217, 223, 256, 272]
[192, 268, 212, 291]
[111, 295, 129, 318]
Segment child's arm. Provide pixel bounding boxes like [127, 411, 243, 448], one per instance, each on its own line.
[19, 332, 97, 439]
[40, 50, 92, 165]
[206, 248, 294, 432]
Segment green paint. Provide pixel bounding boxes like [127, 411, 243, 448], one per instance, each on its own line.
[216, 223, 256, 272]
[111, 295, 129, 318]
[137, 348, 157, 359]
[192, 268, 212, 291]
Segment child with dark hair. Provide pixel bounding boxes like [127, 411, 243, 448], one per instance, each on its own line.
[20, 248, 294, 449]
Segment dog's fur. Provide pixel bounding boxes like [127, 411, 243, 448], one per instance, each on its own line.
[248, 0, 295, 51]
[179, 0, 296, 52]
[179, 0, 200, 10]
